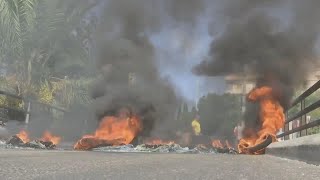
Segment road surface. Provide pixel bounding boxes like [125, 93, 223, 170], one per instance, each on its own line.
[0, 149, 319, 180]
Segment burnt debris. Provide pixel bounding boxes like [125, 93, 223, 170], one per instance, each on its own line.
[6, 135, 57, 150]
[92, 143, 238, 154]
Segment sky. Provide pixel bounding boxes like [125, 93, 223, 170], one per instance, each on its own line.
[90, 1, 227, 104]
[150, 21, 226, 103]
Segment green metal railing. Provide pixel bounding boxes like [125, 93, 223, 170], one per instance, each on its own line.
[277, 81, 320, 139]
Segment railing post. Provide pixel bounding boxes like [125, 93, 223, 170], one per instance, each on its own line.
[276, 80, 320, 140]
[284, 112, 289, 140]
[299, 101, 302, 137]
[300, 99, 306, 137]
[25, 101, 31, 124]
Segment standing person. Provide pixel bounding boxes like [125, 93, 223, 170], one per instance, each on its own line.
[191, 114, 201, 136]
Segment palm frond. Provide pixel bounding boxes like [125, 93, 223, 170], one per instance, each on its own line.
[0, 0, 38, 55]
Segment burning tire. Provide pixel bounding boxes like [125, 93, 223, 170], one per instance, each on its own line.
[244, 135, 273, 154]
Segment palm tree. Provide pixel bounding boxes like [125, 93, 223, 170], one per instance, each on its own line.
[0, 0, 38, 55]
[0, 0, 100, 107]
[26, 0, 99, 106]
[0, 0, 38, 99]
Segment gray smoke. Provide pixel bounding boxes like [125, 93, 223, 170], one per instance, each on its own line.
[194, 0, 320, 110]
[164, 0, 206, 24]
[91, 0, 182, 139]
[192, 0, 320, 135]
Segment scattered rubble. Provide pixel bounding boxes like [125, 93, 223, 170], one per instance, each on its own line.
[1, 134, 238, 154]
[92, 143, 238, 154]
[5, 135, 57, 150]
[7, 135, 25, 146]
[135, 143, 190, 153]
[92, 145, 136, 152]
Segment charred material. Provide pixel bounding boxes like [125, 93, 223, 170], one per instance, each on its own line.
[6, 136, 57, 149]
[244, 135, 273, 155]
[7, 135, 24, 146]
[136, 143, 238, 154]
[215, 147, 238, 154]
[39, 141, 56, 149]
[25, 140, 46, 149]
[135, 143, 189, 153]
[144, 144, 164, 149]
[74, 137, 126, 151]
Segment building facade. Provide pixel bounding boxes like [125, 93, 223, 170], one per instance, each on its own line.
[304, 69, 320, 89]
[225, 69, 320, 95]
[224, 74, 256, 95]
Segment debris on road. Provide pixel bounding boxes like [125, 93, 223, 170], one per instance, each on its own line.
[92, 143, 238, 154]
[6, 135, 57, 149]
[74, 137, 126, 150]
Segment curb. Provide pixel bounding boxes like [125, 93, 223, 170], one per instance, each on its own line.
[266, 134, 320, 165]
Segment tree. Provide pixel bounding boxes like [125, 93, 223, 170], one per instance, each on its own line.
[0, 0, 38, 55]
[175, 103, 196, 131]
[0, 0, 99, 108]
[197, 93, 242, 138]
[24, 0, 98, 107]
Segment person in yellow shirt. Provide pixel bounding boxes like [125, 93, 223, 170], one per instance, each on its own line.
[191, 115, 201, 136]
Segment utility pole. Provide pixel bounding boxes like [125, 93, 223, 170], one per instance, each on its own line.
[241, 65, 249, 115]
[24, 101, 31, 125]
[241, 75, 246, 115]
[195, 79, 200, 110]
[238, 65, 249, 132]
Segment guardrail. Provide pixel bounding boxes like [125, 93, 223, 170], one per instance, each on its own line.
[277, 81, 320, 140]
[0, 90, 67, 124]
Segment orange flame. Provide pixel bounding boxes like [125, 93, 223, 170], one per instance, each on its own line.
[144, 138, 175, 145]
[74, 115, 142, 150]
[16, 130, 30, 143]
[212, 139, 233, 149]
[212, 140, 223, 148]
[238, 86, 285, 154]
[40, 131, 61, 145]
[225, 140, 232, 149]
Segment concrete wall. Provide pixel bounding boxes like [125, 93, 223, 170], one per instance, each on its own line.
[266, 134, 320, 165]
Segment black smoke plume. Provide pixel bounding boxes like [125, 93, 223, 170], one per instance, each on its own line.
[193, 0, 320, 131]
[164, 0, 206, 24]
[91, 0, 179, 139]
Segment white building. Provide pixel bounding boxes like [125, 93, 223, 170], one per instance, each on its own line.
[304, 69, 320, 89]
[225, 69, 320, 95]
[224, 74, 256, 95]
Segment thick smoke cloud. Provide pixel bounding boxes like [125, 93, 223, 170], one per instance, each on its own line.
[91, 0, 181, 139]
[164, 0, 206, 24]
[193, 0, 320, 131]
[93, 0, 320, 139]
[90, 0, 220, 139]
[194, 0, 320, 107]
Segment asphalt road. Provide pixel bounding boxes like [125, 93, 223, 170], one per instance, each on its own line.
[0, 149, 319, 180]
